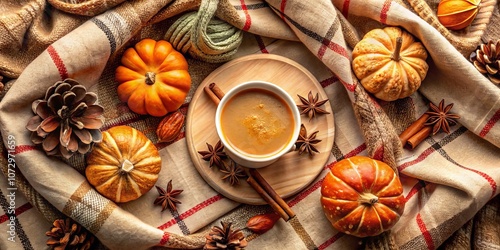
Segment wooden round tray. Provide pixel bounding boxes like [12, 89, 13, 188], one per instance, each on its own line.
[185, 54, 334, 205]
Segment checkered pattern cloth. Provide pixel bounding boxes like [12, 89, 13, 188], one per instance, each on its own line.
[1, 0, 500, 249]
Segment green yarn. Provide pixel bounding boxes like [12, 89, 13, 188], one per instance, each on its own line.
[165, 0, 242, 63]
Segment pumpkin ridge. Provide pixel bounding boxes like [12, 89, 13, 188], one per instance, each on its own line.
[369, 159, 380, 193]
[128, 171, 159, 181]
[358, 205, 384, 236]
[361, 62, 395, 94]
[101, 131, 123, 160]
[124, 173, 143, 197]
[334, 206, 364, 233]
[445, 12, 479, 28]
[374, 172, 399, 197]
[437, 7, 478, 17]
[327, 171, 360, 200]
[95, 174, 120, 194]
[121, 49, 148, 75]
[322, 197, 360, 203]
[156, 71, 192, 91]
[88, 148, 120, 166]
[123, 128, 138, 161]
[128, 140, 154, 164]
[376, 198, 405, 215]
[396, 60, 409, 98]
[144, 87, 168, 117]
[348, 158, 368, 193]
[88, 164, 120, 177]
[133, 157, 162, 172]
[353, 207, 370, 236]
[115, 176, 123, 202]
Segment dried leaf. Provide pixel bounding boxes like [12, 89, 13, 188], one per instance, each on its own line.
[246, 213, 280, 234]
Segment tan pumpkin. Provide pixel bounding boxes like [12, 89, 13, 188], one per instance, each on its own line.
[352, 26, 429, 101]
[320, 156, 405, 237]
[437, 0, 480, 31]
[86, 125, 161, 203]
[116, 38, 191, 117]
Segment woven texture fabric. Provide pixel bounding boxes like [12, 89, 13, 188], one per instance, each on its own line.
[0, 0, 500, 249]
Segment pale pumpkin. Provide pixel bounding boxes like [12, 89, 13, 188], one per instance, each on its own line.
[437, 0, 480, 31]
[116, 38, 191, 117]
[320, 156, 405, 237]
[85, 125, 161, 203]
[352, 26, 429, 101]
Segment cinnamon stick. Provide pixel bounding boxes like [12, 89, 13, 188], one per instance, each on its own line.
[247, 175, 290, 221]
[406, 126, 432, 149]
[204, 83, 221, 105]
[209, 82, 225, 100]
[248, 168, 295, 220]
[399, 113, 429, 146]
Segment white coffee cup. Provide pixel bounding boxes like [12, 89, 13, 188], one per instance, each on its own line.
[215, 81, 301, 168]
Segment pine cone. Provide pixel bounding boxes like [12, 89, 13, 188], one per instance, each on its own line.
[26, 78, 104, 158]
[46, 218, 95, 250]
[470, 39, 500, 85]
[204, 221, 248, 250]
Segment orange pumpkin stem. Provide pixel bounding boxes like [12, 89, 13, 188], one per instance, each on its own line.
[391, 37, 403, 62]
[145, 72, 156, 85]
[358, 192, 379, 206]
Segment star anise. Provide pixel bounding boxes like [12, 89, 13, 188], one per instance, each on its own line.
[154, 180, 183, 212]
[220, 160, 247, 186]
[297, 91, 330, 121]
[295, 124, 321, 156]
[425, 99, 460, 135]
[198, 140, 227, 168]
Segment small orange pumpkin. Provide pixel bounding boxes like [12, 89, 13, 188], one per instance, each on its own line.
[437, 0, 480, 30]
[320, 156, 405, 237]
[85, 125, 161, 203]
[352, 26, 429, 101]
[116, 39, 191, 117]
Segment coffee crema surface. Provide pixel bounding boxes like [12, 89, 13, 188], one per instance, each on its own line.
[220, 88, 295, 157]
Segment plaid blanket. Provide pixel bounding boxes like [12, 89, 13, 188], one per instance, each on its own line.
[1, 0, 500, 249]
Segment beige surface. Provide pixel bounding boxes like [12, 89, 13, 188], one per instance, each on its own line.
[185, 54, 335, 205]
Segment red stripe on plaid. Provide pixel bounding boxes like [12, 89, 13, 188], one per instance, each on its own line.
[342, 0, 350, 17]
[240, 0, 252, 31]
[254, 35, 269, 54]
[158, 231, 170, 246]
[479, 108, 500, 137]
[397, 147, 435, 172]
[47, 45, 69, 80]
[0, 202, 33, 223]
[339, 79, 357, 92]
[13, 145, 37, 155]
[317, 40, 349, 60]
[416, 213, 435, 250]
[344, 143, 367, 159]
[157, 194, 224, 230]
[280, 0, 287, 20]
[380, 0, 392, 24]
[288, 175, 323, 207]
[318, 232, 344, 250]
[405, 181, 425, 202]
[454, 163, 497, 198]
[398, 141, 497, 197]
[320, 75, 338, 88]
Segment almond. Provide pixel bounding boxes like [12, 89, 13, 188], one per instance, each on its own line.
[246, 213, 280, 234]
[156, 110, 185, 143]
